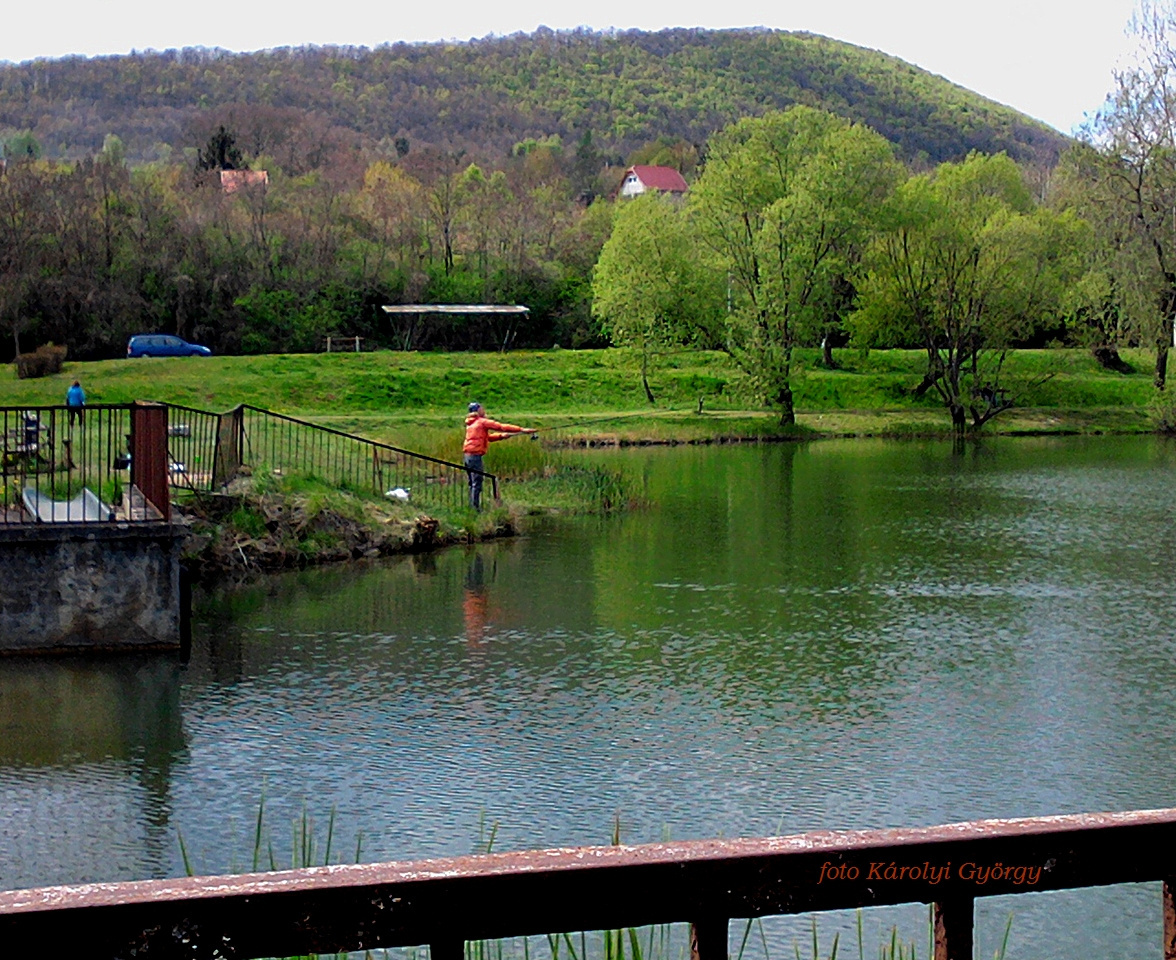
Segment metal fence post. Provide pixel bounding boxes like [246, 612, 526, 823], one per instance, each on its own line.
[130, 402, 170, 521]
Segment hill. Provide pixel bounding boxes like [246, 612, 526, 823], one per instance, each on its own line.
[0, 28, 1068, 169]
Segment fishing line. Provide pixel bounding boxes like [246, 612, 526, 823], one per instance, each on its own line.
[499, 409, 691, 439]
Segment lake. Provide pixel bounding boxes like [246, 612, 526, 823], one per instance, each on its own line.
[3, 437, 1176, 958]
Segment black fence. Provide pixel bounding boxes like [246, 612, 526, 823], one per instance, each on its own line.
[0, 405, 139, 525]
[0, 402, 495, 525]
[164, 403, 495, 511]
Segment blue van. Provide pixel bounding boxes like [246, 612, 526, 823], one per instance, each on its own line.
[127, 335, 212, 358]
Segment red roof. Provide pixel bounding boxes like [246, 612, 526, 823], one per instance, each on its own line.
[628, 165, 689, 193]
[220, 169, 269, 194]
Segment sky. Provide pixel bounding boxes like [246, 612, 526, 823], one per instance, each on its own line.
[0, 0, 1140, 135]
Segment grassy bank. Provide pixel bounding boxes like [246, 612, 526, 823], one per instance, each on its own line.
[2, 347, 1157, 566]
[0, 347, 1160, 440]
[179, 450, 634, 577]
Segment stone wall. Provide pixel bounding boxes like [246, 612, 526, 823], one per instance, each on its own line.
[0, 524, 187, 654]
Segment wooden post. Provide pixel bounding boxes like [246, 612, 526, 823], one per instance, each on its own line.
[1164, 879, 1176, 960]
[933, 897, 973, 960]
[212, 404, 245, 488]
[354, 335, 360, 352]
[690, 918, 728, 960]
[130, 402, 170, 521]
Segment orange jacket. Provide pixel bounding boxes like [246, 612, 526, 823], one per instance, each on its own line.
[463, 414, 525, 455]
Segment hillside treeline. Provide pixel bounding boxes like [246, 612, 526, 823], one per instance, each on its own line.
[0, 135, 613, 360]
[0, 29, 1066, 170]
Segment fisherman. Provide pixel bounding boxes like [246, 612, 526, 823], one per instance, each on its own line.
[463, 402, 536, 510]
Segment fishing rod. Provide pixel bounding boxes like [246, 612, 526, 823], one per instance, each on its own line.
[499, 409, 691, 439]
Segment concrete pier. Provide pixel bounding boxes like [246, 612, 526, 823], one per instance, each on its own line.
[0, 523, 187, 655]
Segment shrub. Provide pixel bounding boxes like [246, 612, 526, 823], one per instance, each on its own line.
[14, 343, 68, 379]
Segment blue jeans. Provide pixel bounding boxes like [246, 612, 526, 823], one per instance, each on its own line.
[464, 453, 484, 510]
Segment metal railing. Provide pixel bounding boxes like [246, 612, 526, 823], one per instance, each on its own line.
[164, 403, 496, 511]
[2, 808, 1175, 959]
[1, 402, 498, 525]
[160, 403, 231, 493]
[0, 404, 141, 525]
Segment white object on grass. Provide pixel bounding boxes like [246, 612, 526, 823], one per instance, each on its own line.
[385, 487, 411, 501]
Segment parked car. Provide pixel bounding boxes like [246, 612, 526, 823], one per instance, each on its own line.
[127, 335, 212, 358]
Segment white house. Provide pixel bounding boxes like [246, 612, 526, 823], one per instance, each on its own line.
[618, 165, 689, 198]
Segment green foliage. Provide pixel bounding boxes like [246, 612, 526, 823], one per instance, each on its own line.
[13, 342, 67, 379]
[593, 193, 724, 400]
[1060, 5, 1176, 389]
[234, 288, 341, 355]
[197, 125, 246, 171]
[0, 30, 1066, 168]
[690, 107, 901, 422]
[852, 152, 1087, 430]
[2, 130, 41, 160]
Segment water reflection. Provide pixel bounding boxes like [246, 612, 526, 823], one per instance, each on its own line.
[0, 654, 185, 887]
[4, 437, 1176, 958]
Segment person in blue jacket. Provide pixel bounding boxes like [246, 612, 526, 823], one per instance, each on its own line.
[66, 380, 85, 426]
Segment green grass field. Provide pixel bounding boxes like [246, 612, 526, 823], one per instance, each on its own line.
[0, 347, 1162, 456]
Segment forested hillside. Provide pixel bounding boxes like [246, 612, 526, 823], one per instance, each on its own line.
[0, 28, 1066, 168]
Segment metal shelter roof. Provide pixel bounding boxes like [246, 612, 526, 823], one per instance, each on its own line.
[381, 304, 529, 314]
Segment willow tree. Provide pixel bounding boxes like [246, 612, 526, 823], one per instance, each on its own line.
[592, 192, 723, 403]
[688, 106, 901, 424]
[853, 153, 1088, 433]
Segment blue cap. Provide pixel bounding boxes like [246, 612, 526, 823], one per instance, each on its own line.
[468, 402, 482, 413]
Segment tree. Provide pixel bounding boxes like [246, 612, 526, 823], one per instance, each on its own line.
[357, 160, 425, 281]
[853, 153, 1087, 433]
[1081, 0, 1176, 389]
[197, 125, 246, 172]
[688, 107, 901, 423]
[592, 193, 723, 402]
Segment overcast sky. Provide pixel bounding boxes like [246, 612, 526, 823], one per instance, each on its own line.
[0, 0, 1139, 134]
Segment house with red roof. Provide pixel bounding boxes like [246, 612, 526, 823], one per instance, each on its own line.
[220, 169, 269, 194]
[618, 165, 689, 198]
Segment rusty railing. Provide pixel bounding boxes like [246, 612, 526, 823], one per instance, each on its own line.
[2, 808, 1175, 959]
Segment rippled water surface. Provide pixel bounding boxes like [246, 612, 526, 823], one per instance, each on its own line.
[4, 437, 1176, 958]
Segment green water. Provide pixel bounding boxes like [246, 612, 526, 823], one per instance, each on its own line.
[3, 436, 1176, 958]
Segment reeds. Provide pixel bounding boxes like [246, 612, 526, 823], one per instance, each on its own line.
[173, 806, 1014, 960]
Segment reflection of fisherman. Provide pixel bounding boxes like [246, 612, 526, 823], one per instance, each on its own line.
[462, 402, 536, 510]
[463, 551, 490, 647]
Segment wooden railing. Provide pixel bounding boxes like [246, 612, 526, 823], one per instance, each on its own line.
[2, 808, 1175, 959]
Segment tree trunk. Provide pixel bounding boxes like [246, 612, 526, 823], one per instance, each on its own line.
[821, 336, 837, 369]
[776, 385, 795, 426]
[641, 348, 656, 405]
[950, 402, 966, 435]
[1156, 322, 1172, 391]
[1092, 344, 1131, 373]
[913, 373, 938, 397]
